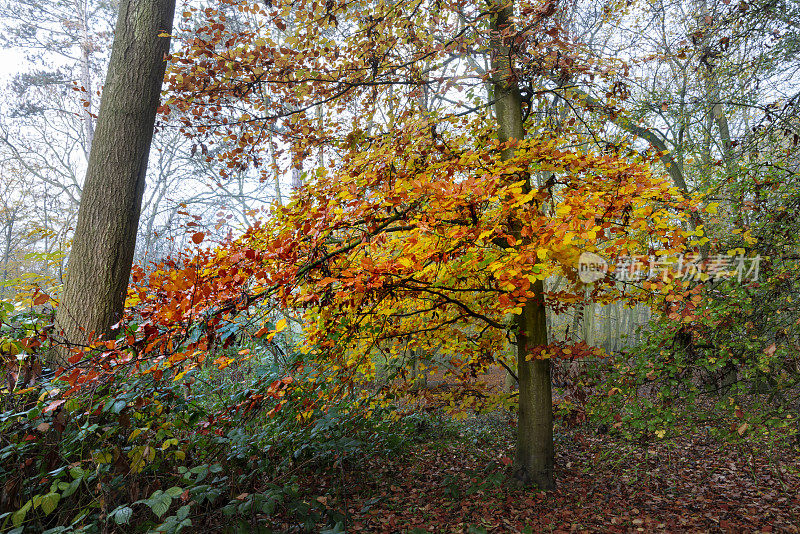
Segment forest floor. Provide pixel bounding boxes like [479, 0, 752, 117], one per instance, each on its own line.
[286, 414, 800, 533]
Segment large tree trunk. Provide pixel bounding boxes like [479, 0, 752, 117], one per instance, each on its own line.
[53, 0, 176, 364]
[513, 291, 555, 489]
[490, 0, 555, 490]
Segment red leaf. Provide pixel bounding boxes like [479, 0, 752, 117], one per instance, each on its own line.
[33, 292, 50, 305]
[192, 232, 205, 244]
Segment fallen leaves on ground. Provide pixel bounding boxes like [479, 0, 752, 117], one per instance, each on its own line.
[287, 417, 800, 533]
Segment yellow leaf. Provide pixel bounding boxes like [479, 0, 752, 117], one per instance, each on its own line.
[275, 318, 287, 332]
[655, 429, 666, 439]
[706, 202, 719, 215]
[94, 451, 112, 464]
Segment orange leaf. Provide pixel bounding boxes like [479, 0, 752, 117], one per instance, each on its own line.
[192, 232, 205, 244]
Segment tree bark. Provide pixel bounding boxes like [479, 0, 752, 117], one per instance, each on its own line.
[490, 0, 555, 490]
[513, 293, 554, 489]
[53, 0, 176, 364]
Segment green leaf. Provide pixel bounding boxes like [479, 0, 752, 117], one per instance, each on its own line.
[176, 504, 190, 521]
[320, 521, 346, 534]
[146, 490, 172, 518]
[61, 478, 80, 498]
[12, 500, 32, 528]
[165, 486, 183, 498]
[69, 466, 84, 480]
[110, 505, 133, 525]
[41, 492, 60, 515]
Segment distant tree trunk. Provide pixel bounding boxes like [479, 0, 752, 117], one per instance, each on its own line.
[581, 292, 594, 347]
[291, 151, 304, 191]
[53, 0, 176, 364]
[77, 0, 95, 157]
[268, 130, 284, 206]
[490, 0, 554, 490]
[1, 213, 15, 300]
[570, 302, 582, 342]
[602, 303, 613, 353]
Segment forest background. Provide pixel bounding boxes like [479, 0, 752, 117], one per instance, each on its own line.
[0, 0, 799, 531]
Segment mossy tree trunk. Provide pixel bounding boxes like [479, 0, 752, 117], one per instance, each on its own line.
[489, 0, 555, 490]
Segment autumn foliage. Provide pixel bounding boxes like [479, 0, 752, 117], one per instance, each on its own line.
[3, 0, 800, 530]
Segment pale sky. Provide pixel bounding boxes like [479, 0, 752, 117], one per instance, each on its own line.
[0, 48, 25, 85]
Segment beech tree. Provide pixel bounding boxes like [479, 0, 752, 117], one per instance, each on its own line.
[489, 0, 553, 489]
[53, 0, 176, 362]
[152, 0, 701, 490]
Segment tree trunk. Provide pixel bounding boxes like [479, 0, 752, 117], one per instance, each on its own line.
[513, 293, 554, 489]
[490, 0, 555, 490]
[53, 0, 176, 364]
[77, 0, 95, 157]
[1, 214, 14, 300]
[582, 297, 594, 347]
[503, 337, 516, 393]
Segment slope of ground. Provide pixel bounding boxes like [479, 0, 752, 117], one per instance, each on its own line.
[285, 415, 800, 533]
